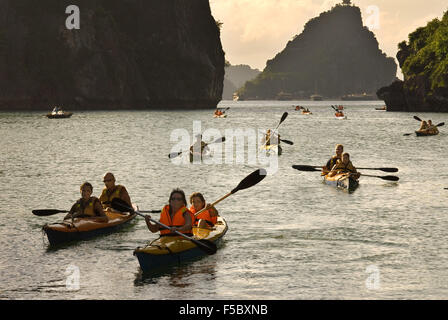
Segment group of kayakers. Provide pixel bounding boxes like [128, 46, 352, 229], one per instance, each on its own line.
[417, 119, 439, 134]
[322, 144, 360, 179]
[64, 172, 219, 236]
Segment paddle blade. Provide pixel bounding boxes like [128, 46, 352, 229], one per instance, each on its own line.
[194, 239, 217, 255]
[403, 133, 412, 136]
[213, 136, 226, 144]
[414, 116, 422, 121]
[436, 122, 445, 127]
[231, 168, 267, 194]
[32, 209, 68, 216]
[168, 151, 182, 159]
[292, 165, 321, 172]
[378, 167, 399, 173]
[381, 175, 400, 181]
[111, 198, 134, 213]
[280, 139, 294, 145]
[279, 112, 288, 125]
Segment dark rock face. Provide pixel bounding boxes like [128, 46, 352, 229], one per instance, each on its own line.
[0, 0, 224, 110]
[237, 4, 396, 100]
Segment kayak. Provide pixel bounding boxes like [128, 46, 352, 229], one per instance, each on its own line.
[415, 130, 439, 136]
[134, 216, 228, 273]
[323, 173, 359, 193]
[213, 114, 227, 118]
[262, 144, 282, 156]
[375, 106, 386, 111]
[189, 152, 211, 162]
[43, 207, 137, 246]
[302, 111, 312, 115]
[335, 115, 347, 120]
[46, 112, 73, 119]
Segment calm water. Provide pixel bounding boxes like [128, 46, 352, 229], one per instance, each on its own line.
[1, 100, 447, 300]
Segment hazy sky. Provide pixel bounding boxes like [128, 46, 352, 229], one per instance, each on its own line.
[210, 0, 447, 78]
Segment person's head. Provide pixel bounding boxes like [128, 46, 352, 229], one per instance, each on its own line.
[103, 172, 116, 189]
[422, 121, 428, 125]
[342, 152, 350, 164]
[190, 192, 206, 211]
[428, 120, 432, 125]
[169, 188, 187, 211]
[80, 182, 93, 200]
[335, 144, 344, 156]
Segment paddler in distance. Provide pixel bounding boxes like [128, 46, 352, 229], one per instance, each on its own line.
[144, 189, 195, 236]
[189, 192, 218, 229]
[322, 144, 344, 175]
[99, 172, 132, 213]
[262, 129, 280, 147]
[64, 182, 108, 222]
[427, 120, 439, 134]
[190, 134, 210, 159]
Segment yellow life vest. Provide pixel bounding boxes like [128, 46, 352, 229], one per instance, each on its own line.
[73, 197, 99, 217]
[99, 185, 124, 207]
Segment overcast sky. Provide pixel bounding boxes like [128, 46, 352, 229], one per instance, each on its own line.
[210, 0, 447, 78]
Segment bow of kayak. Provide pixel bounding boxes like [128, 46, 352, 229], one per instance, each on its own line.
[134, 217, 228, 273]
[323, 173, 359, 193]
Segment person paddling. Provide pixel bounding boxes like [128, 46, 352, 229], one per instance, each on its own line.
[322, 144, 344, 175]
[190, 134, 210, 158]
[189, 192, 218, 229]
[427, 120, 439, 134]
[328, 152, 360, 179]
[99, 172, 132, 213]
[144, 189, 195, 236]
[64, 182, 108, 223]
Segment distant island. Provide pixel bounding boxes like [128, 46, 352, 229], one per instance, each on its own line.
[0, 1, 224, 110]
[237, 2, 396, 101]
[377, 10, 448, 112]
[222, 62, 261, 100]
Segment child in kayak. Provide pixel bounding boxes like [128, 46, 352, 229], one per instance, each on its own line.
[189, 192, 218, 229]
[64, 182, 108, 222]
[328, 153, 360, 179]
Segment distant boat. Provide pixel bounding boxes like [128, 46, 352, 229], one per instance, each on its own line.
[341, 93, 376, 101]
[375, 106, 387, 111]
[46, 107, 73, 119]
[310, 94, 323, 101]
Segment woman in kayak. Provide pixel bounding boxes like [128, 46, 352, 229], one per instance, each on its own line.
[189, 192, 218, 229]
[144, 189, 195, 236]
[328, 152, 360, 179]
[64, 182, 108, 222]
[322, 144, 344, 175]
[427, 120, 439, 134]
[418, 120, 429, 131]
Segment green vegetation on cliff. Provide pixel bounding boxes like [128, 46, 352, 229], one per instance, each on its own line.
[399, 12, 448, 92]
[238, 3, 396, 100]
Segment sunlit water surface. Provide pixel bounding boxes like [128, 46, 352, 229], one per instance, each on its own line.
[1, 100, 447, 299]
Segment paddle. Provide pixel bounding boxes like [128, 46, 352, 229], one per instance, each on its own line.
[111, 198, 217, 255]
[360, 174, 399, 181]
[32, 209, 69, 216]
[292, 165, 398, 173]
[414, 116, 422, 121]
[280, 139, 294, 145]
[261, 112, 288, 148]
[168, 136, 226, 159]
[194, 168, 267, 217]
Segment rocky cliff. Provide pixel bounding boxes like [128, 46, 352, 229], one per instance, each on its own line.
[237, 3, 396, 100]
[0, 0, 224, 110]
[377, 11, 448, 112]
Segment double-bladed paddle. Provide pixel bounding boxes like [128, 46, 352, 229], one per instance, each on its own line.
[360, 174, 400, 181]
[280, 139, 294, 145]
[292, 165, 398, 173]
[168, 136, 226, 159]
[32, 209, 69, 216]
[194, 168, 268, 217]
[111, 198, 217, 255]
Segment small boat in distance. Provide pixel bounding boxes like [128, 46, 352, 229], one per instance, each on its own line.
[46, 106, 73, 119]
[375, 106, 387, 111]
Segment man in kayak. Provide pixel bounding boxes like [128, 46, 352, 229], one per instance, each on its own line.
[99, 172, 132, 212]
[64, 182, 108, 222]
[322, 144, 344, 175]
[189, 192, 218, 229]
[427, 120, 439, 134]
[417, 120, 429, 132]
[328, 152, 360, 179]
[144, 189, 195, 236]
[190, 134, 210, 158]
[262, 129, 280, 147]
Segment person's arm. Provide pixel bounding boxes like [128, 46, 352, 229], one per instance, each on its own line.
[64, 203, 78, 220]
[94, 199, 108, 222]
[144, 215, 160, 233]
[206, 204, 218, 217]
[120, 187, 132, 207]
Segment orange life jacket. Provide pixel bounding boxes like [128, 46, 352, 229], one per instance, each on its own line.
[189, 205, 217, 226]
[159, 205, 194, 235]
